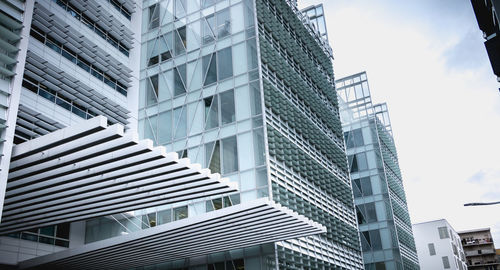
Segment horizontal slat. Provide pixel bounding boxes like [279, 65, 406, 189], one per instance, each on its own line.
[1, 116, 236, 234]
[18, 198, 326, 270]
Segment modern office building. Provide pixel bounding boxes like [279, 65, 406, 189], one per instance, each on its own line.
[0, 0, 364, 269]
[459, 228, 500, 270]
[470, 0, 500, 84]
[413, 219, 468, 270]
[337, 72, 420, 270]
[137, 0, 363, 269]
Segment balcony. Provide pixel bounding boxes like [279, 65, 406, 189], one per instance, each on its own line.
[462, 238, 494, 246]
[466, 249, 496, 257]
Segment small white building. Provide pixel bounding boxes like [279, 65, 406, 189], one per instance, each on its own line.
[413, 219, 468, 270]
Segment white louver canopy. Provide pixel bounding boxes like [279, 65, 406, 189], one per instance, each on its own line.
[0, 116, 237, 234]
[18, 198, 326, 270]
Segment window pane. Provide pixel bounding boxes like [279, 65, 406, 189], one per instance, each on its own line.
[360, 177, 372, 196]
[40, 226, 55, 237]
[370, 230, 382, 250]
[220, 90, 235, 124]
[174, 26, 186, 55]
[356, 153, 368, 171]
[202, 15, 215, 44]
[158, 110, 172, 143]
[222, 136, 238, 174]
[173, 106, 187, 139]
[204, 96, 219, 129]
[173, 206, 188, 221]
[205, 141, 221, 174]
[217, 47, 233, 81]
[56, 223, 70, 239]
[365, 203, 377, 223]
[438, 227, 450, 239]
[174, 65, 186, 96]
[203, 53, 217, 86]
[149, 4, 159, 29]
[428, 243, 436, 255]
[352, 178, 362, 198]
[442, 256, 450, 269]
[158, 209, 172, 225]
[216, 8, 231, 38]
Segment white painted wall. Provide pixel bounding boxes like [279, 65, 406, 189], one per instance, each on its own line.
[414, 219, 468, 270]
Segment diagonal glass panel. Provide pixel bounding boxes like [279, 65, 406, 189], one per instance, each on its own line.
[203, 53, 217, 86]
[204, 96, 219, 129]
[202, 15, 215, 45]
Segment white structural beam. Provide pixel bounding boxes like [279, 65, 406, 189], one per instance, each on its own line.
[0, 116, 237, 234]
[18, 198, 326, 270]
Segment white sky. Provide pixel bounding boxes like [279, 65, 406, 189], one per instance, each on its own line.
[297, 0, 500, 243]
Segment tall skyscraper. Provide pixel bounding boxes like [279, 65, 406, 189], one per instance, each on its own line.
[0, 0, 364, 269]
[337, 72, 420, 270]
[138, 0, 362, 269]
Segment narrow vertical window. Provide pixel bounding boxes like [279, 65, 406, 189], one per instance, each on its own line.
[442, 256, 450, 269]
[202, 15, 216, 44]
[217, 47, 233, 81]
[204, 96, 219, 129]
[220, 90, 235, 125]
[173, 64, 186, 96]
[149, 4, 159, 30]
[173, 106, 187, 139]
[146, 75, 158, 106]
[222, 136, 238, 173]
[174, 26, 186, 55]
[216, 8, 231, 38]
[205, 141, 221, 174]
[203, 53, 217, 86]
[428, 243, 436, 256]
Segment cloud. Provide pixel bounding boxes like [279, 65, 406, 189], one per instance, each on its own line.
[467, 170, 487, 183]
[298, 0, 500, 244]
[443, 29, 489, 71]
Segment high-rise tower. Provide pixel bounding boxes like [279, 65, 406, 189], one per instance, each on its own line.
[139, 0, 363, 269]
[337, 72, 420, 270]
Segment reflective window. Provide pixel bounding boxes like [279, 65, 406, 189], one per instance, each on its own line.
[216, 8, 231, 38]
[222, 136, 238, 173]
[205, 140, 221, 174]
[202, 48, 233, 86]
[204, 95, 219, 129]
[220, 90, 235, 125]
[9, 223, 70, 248]
[349, 153, 368, 173]
[205, 136, 238, 175]
[158, 209, 172, 225]
[202, 14, 216, 44]
[438, 226, 450, 239]
[217, 47, 233, 81]
[174, 64, 186, 96]
[344, 128, 364, 148]
[173, 206, 188, 221]
[173, 106, 187, 139]
[203, 53, 217, 86]
[352, 177, 372, 198]
[356, 202, 377, 224]
[149, 4, 159, 29]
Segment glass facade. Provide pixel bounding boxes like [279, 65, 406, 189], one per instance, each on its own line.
[83, 0, 363, 269]
[337, 72, 420, 270]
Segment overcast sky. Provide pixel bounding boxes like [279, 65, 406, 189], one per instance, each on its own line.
[297, 0, 500, 243]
